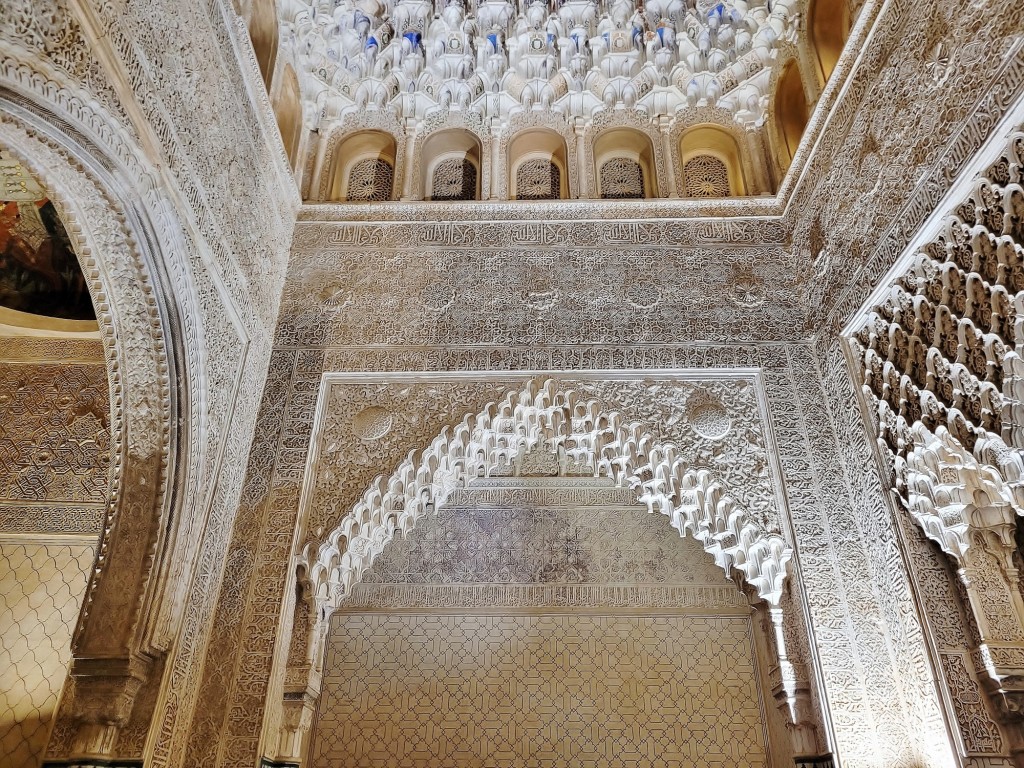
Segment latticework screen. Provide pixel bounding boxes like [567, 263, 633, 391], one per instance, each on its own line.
[515, 158, 560, 200]
[431, 157, 477, 201]
[346, 157, 393, 202]
[599, 157, 645, 199]
[683, 154, 731, 197]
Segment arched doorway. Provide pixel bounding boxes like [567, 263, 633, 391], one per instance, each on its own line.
[0, 82, 195, 767]
[272, 376, 827, 766]
[311, 473, 790, 767]
[0, 149, 110, 767]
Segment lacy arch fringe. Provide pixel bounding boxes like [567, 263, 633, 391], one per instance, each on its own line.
[301, 377, 793, 611]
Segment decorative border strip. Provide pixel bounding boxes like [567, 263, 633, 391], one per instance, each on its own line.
[0, 504, 104, 535]
[293, 217, 789, 248]
[445, 486, 638, 508]
[342, 583, 752, 611]
[0, 337, 104, 363]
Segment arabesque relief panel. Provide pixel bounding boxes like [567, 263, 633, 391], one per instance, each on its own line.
[0, 338, 108, 536]
[282, 229, 797, 348]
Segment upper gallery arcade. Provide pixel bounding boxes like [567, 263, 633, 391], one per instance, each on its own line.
[260, 0, 851, 200]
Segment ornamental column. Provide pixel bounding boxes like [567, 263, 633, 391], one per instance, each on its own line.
[488, 122, 501, 200]
[402, 120, 418, 201]
[574, 119, 588, 199]
[657, 115, 677, 198]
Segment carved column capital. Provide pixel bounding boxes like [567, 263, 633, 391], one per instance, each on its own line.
[66, 654, 153, 759]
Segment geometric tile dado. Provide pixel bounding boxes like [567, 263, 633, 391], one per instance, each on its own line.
[0, 540, 96, 768]
[314, 612, 769, 768]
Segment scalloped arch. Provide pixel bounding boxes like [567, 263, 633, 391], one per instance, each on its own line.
[301, 378, 793, 610]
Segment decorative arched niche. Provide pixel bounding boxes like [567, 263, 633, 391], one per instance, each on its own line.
[422, 129, 481, 201]
[807, 0, 852, 87]
[507, 129, 568, 200]
[246, 0, 279, 90]
[271, 378, 828, 766]
[275, 65, 303, 171]
[322, 131, 397, 202]
[771, 60, 810, 174]
[678, 125, 747, 197]
[593, 128, 657, 200]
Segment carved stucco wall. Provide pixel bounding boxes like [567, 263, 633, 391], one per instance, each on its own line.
[353, 479, 750, 600]
[804, 3, 1024, 332]
[312, 480, 778, 767]
[318, 614, 768, 768]
[0, 0, 1020, 763]
[193, 345, 961, 768]
[845, 126, 1024, 765]
[111, 0, 1024, 760]
[0, 339, 109, 536]
[281, 223, 794, 346]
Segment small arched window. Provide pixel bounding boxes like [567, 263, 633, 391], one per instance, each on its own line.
[347, 158, 394, 202]
[508, 129, 569, 199]
[683, 155, 731, 197]
[431, 158, 477, 201]
[321, 130, 397, 202]
[678, 125, 748, 196]
[515, 159, 560, 200]
[421, 129, 482, 200]
[599, 158, 645, 200]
